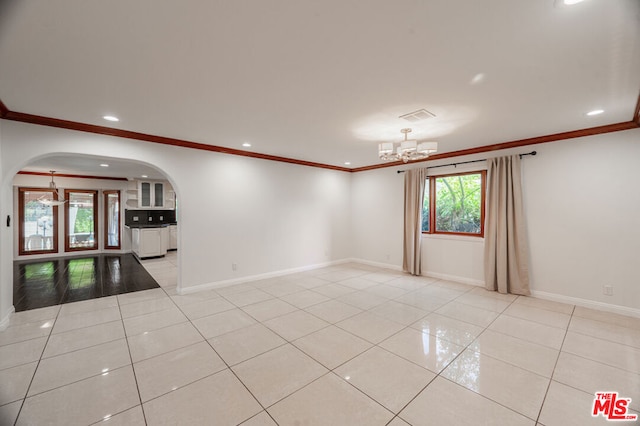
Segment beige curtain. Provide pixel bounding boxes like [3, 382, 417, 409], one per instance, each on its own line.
[484, 155, 531, 295]
[403, 168, 427, 275]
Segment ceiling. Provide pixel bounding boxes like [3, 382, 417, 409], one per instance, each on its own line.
[22, 155, 167, 181]
[1, 0, 639, 176]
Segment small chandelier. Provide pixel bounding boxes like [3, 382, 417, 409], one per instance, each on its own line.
[38, 171, 67, 206]
[378, 128, 437, 163]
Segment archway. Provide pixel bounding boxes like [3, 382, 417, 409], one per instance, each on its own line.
[1, 152, 182, 322]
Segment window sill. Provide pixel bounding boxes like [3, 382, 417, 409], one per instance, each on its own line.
[421, 233, 484, 243]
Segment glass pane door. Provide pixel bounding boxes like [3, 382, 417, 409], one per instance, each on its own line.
[154, 183, 164, 207]
[140, 182, 151, 207]
[18, 188, 59, 255]
[104, 191, 121, 249]
[65, 190, 98, 251]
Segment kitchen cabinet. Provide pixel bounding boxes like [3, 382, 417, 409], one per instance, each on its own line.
[169, 225, 178, 250]
[131, 227, 169, 259]
[126, 180, 175, 209]
[139, 181, 164, 208]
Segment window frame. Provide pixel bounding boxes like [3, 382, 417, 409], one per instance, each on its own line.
[64, 189, 99, 252]
[422, 170, 486, 238]
[18, 187, 60, 255]
[104, 190, 121, 250]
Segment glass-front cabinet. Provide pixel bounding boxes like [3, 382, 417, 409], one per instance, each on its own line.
[139, 181, 164, 208]
[125, 180, 174, 210]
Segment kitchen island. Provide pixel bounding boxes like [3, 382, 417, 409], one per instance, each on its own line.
[128, 224, 177, 259]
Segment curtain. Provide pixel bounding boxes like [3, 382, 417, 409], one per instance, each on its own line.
[484, 155, 531, 295]
[403, 168, 427, 275]
[108, 197, 118, 246]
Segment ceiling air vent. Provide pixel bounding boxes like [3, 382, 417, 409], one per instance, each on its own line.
[399, 109, 436, 123]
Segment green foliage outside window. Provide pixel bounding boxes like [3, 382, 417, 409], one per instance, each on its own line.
[422, 173, 483, 234]
[73, 208, 94, 234]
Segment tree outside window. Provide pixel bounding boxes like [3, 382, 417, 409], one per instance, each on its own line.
[422, 171, 485, 236]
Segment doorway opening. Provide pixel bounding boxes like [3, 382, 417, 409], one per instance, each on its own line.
[11, 154, 180, 312]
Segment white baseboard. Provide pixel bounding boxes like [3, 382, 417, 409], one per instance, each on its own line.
[178, 258, 351, 295]
[175, 259, 640, 320]
[346, 258, 403, 272]
[422, 271, 484, 287]
[530, 290, 640, 319]
[0, 306, 16, 331]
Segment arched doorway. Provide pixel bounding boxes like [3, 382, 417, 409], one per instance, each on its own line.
[3, 153, 182, 315]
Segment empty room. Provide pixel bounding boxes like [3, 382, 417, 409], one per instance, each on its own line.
[0, 1, 639, 425]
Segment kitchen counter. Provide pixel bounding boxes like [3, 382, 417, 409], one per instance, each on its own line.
[125, 223, 173, 228]
[130, 224, 177, 258]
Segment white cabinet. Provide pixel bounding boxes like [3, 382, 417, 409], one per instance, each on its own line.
[131, 227, 168, 259]
[139, 181, 165, 208]
[169, 225, 178, 250]
[127, 180, 175, 209]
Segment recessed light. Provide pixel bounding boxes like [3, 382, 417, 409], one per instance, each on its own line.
[344, 162, 351, 166]
[586, 109, 604, 116]
[100, 163, 109, 167]
[470, 73, 485, 85]
[103, 115, 119, 122]
[553, 0, 585, 7]
[242, 143, 252, 147]
[141, 175, 148, 178]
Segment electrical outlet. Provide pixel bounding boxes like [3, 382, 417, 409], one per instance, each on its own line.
[232, 263, 237, 271]
[133, 216, 139, 222]
[160, 216, 163, 221]
[603, 285, 613, 296]
[148, 217, 153, 221]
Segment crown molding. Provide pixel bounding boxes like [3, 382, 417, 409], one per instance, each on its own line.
[1, 95, 639, 174]
[17, 171, 129, 182]
[2, 109, 351, 173]
[350, 120, 639, 172]
[0, 99, 8, 118]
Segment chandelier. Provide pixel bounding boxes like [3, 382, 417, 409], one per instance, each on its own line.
[38, 171, 67, 206]
[378, 128, 438, 163]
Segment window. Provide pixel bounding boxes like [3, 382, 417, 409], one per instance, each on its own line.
[104, 191, 121, 249]
[65, 190, 98, 251]
[18, 188, 59, 255]
[422, 171, 486, 236]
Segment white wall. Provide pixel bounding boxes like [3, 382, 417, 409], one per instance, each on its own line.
[1, 118, 638, 323]
[0, 119, 13, 328]
[524, 129, 640, 313]
[351, 128, 640, 315]
[351, 160, 487, 284]
[350, 163, 405, 268]
[0, 120, 352, 322]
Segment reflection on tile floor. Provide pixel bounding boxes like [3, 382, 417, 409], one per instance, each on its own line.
[2, 256, 640, 425]
[13, 254, 161, 312]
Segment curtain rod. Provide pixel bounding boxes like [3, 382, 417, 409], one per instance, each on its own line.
[396, 151, 537, 174]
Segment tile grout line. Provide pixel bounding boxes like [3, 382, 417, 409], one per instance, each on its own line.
[154, 279, 280, 425]
[12, 258, 638, 425]
[117, 295, 150, 426]
[534, 304, 576, 425]
[379, 291, 550, 424]
[11, 305, 62, 426]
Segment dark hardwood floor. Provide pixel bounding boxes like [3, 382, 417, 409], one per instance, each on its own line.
[13, 253, 160, 312]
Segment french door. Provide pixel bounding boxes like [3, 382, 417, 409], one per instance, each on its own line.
[104, 191, 121, 249]
[18, 188, 59, 255]
[64, 190, 98, 252]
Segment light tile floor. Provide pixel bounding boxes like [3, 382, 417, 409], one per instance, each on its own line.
[1, 252, 639, 425]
